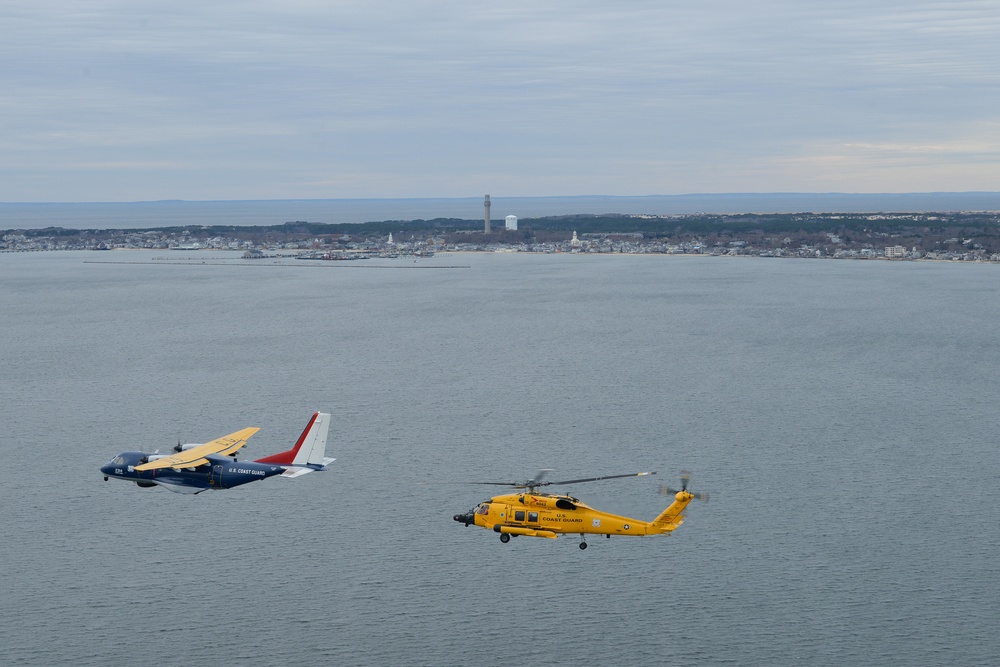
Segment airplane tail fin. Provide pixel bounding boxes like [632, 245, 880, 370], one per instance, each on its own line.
[254, 412, 335, 476]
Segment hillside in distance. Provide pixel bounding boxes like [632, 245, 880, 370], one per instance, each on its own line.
[6, 210, 1000, 259]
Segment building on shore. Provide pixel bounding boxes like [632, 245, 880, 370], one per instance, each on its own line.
[885, 245, 906, 258]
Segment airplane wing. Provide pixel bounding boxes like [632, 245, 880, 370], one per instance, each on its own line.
[134, 427, 260, 471]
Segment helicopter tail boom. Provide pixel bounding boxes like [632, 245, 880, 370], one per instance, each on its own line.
[650, 490, 695, 533]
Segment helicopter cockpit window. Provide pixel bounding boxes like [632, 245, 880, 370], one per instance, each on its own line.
[475, 504, 490, 516]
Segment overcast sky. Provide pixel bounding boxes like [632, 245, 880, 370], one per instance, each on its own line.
[4, 1, 999, 202]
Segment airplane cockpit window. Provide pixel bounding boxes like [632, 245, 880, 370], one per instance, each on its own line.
[475, 504, 490, 516]
[112, 456, 125, 465]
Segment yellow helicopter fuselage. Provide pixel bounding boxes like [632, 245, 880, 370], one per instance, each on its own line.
[458, 490, 695, 542]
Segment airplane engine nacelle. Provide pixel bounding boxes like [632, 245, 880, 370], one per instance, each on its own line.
[174, 443, 201, 452]
[147, 454, 170, 462]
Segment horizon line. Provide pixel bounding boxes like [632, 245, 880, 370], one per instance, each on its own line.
[3, 191, 1000, 206]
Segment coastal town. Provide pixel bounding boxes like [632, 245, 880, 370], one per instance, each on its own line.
[3, 211, 1000, 262]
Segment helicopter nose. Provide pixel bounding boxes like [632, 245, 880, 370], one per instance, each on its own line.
[453, 512, 474, 526]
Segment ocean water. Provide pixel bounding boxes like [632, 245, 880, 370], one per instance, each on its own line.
[1, 251, 998, 666]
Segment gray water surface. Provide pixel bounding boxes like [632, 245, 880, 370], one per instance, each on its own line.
[1, 252, 997, 666]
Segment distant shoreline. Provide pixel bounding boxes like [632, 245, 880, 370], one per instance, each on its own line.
[6, 248, 997, 266]
[4, 193, 1000, 231]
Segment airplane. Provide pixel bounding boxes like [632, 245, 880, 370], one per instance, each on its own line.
[100, 412, 335, 494]
[453, 469, 707, 549]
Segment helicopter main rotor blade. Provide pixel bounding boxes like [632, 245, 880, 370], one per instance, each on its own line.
[546, 471, 656, 486]
[471, 469, 556, 488]
[532, 469, 553, 484]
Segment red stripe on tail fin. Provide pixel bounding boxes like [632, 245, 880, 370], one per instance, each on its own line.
[254, 412, 318, 465]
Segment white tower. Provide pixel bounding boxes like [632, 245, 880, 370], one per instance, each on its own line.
[505, 215, 517, 231]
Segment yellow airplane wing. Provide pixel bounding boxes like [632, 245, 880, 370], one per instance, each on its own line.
[134, 427, 260, 471]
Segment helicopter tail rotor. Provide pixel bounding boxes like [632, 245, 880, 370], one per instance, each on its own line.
[659, 471, 709, 502]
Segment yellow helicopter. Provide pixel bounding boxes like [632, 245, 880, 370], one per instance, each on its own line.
[453, 469, 708, 549]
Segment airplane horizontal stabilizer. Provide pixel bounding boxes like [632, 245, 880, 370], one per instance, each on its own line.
[279, 458, 336, 478]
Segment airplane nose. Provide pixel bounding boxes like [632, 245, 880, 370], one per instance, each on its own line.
[453, 512, 474, 526]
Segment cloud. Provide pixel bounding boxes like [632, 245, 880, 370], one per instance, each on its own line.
[3, 1, 1000, 200]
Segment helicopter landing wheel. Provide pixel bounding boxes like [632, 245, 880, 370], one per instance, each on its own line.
[500, 533, 511, 544]
[579, 541, 588, 550]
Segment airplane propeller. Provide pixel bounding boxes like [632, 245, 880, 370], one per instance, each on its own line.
[659, 470, 710, 502]
[473, 469, 656, 493]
